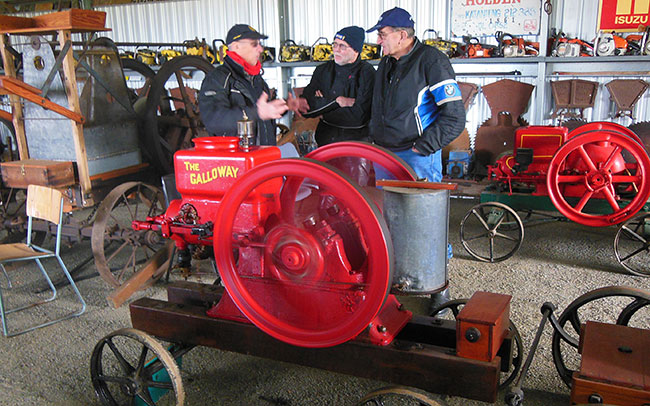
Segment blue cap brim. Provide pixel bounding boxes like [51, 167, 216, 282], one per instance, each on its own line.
[366, 24, 383, 33]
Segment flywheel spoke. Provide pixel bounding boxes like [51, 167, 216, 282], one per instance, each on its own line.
[620, 245, 649, 262]
[471, 209, 491, 231]
[494, 232, 519, 242]
[574, 190, 594, 212]
[621, 225, 648, 244]
[602, 145, 622, 172]
[578, 145, 598, 172]
[602, 187, 621, 212]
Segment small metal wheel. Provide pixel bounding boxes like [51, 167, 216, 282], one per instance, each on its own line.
[142, 55, 214, 174]
[356, 386, 442, 406]
[614, 213, 650, 276]
[90, 328, 184, 406]
[91, 182, 168, 289]
[551, 286, 650, 387]
[430, 299, 523, 390]
[460, 202, 524, 262]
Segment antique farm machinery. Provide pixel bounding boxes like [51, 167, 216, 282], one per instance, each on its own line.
[89, 137, 524, 405]
[0, 11, 214, 304]
[460, 122, 650, 275]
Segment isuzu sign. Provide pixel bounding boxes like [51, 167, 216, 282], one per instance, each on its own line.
[452, 0, 542, 36]
[598, 0, 650, 31]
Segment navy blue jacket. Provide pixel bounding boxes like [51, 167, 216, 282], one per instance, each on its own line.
[198, 56, 276, 145]
[370, 39, 466, 155]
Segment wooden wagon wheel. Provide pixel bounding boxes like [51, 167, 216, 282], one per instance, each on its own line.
[142, 55, 214, 175]
[91, 182, 168, 289]
[90, 328, 185, 406]
[459, 202, 524, 263]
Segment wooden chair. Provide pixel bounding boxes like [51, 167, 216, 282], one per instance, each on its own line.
[0, 185, 86, 337]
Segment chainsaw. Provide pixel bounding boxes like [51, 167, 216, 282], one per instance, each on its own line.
[422, 29, 460, 58]
[495, 31, 526, 57]
[135, 48, 157, 65]
[594, 31, 628, 56]
[184, 38, 216, 64]
[461, 36, 495, 58]
[261, 47, 276, 63]
[156, 48, 183, 65]
[212, 39, 228, 64]
[550, 31, 593, 57]
[361, 43, 381, 60]
[311, 37, 333, 61]
[279, 39, 310, 62]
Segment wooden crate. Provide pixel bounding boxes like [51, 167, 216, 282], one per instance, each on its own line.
[571, 321, 650, 405]
[456, 291, 511, 362]
[1, 159, 75, 189]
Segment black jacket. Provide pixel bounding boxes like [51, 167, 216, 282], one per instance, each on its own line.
[301, 57, 375, 146]
[198, 56, 276, 145]
[370, 39, 466, 155]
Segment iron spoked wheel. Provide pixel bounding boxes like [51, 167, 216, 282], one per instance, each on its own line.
[90, 328, 184, 406]
[551, 286, 650, 387]
[460, 202, 524, 263]
[429, 299, 523, 390]
[142, 55, 214, 174]
[547, 130, 650, 227]
[356, 386, 443, 406]
[614, 213, 650, 276]
[91, 182, 168, 289]
[213, 158, 393, 348]
[121, 57, 156, 105]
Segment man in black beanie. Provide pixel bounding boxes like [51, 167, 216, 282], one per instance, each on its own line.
[289, 26, 375, 146]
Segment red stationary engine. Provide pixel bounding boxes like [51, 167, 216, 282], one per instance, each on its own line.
[133, 137, 418, 348]
[488, 122, 650, 226]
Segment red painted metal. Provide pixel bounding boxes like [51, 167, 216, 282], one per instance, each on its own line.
[488, 123, 650, 227]
[547, 131, 650, 227]
[305, 141, 417, 183]
[132, 139, 413, 348]
[212, 159, 396, 348]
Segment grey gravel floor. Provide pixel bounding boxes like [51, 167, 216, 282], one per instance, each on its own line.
[0, 196, 649, 406]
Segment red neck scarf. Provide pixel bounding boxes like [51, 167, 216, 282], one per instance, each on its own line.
[227, 50, 261, 76]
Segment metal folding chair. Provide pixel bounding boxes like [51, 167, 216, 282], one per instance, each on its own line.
[0, 185, 86, 337]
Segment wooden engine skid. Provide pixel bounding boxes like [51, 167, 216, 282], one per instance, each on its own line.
[129, 281, 516, 403]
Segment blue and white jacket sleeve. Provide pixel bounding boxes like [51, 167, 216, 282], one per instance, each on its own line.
[413, 58, 466, 155]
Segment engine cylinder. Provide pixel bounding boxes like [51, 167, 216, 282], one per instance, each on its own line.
[383, 186, 449, 294]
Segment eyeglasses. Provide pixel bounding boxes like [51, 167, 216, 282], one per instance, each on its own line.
[332, 42, 349, 51]
[241, 39, 262, 48]
[377, 29, 399, 40]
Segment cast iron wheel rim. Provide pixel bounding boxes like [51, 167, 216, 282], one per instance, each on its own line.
[213, 158, 393, 348]
[614, 213, 650, 276]
[305, 141, 418, 184]
[142, 55, 214, 174]
[91, 182, 168, 289]
[459, 202, 524, 263]
[355, 386, 442, 406]
[121, 57, 156, 103]
[429, 299, 523, 390]
[547, 130, 650, 227]
[90, 328, 184, 406]
[551, 286, 650, 387]
[568, 121, 644, 147]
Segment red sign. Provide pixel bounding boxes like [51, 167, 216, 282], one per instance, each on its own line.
[598, 0, 650, 32]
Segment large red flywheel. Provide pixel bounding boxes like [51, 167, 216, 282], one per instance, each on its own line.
[213, 158, 393, 348]
[547, 127, 650, 227]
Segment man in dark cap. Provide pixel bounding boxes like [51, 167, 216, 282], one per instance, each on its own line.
[289, 26, 375, 146]
[199, 24, 288, 145]
[367, 7, 466, 182]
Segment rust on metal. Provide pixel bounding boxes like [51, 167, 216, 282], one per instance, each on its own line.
[481, 79, 534, 126]
[605, 79, 649, 121]
[458, 81, 479, 110]
[550, 79, 599, 122]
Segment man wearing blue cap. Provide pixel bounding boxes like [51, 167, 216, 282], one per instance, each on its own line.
[290, 26, 375, 146]
[367, 7, 466, 182]
[199, 24, 288, 145]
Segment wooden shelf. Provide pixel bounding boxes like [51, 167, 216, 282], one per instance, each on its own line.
[0, 9, 109, 35]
